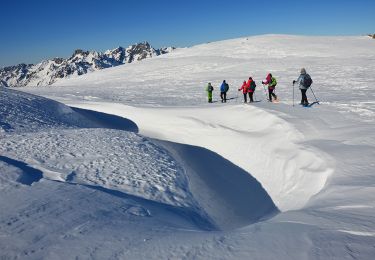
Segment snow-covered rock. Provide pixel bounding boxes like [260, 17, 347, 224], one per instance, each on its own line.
[0, 42, 175, 87]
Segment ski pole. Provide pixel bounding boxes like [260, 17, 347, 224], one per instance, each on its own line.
[310, 86, 319, 103]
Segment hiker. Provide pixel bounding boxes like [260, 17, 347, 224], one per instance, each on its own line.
[220, 80, 229, 103]
[206, 82, 214, 103]
[293, 68, 313, 106]
[262, 73, 277, 102]
[247, 77, 256, 102]
[238, 80, 249, 103]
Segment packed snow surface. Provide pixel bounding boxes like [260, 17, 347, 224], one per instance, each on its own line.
[2, 35, 375, 259]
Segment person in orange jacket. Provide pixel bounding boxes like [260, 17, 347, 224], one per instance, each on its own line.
[238, 80, 249, 103]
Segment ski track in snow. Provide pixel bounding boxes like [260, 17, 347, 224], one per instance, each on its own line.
[2, 35, 375, 259]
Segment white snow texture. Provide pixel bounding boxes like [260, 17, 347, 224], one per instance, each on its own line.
[1, 35, 375, 259]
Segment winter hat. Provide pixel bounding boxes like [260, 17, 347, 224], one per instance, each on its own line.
[300, 68, 306, 74]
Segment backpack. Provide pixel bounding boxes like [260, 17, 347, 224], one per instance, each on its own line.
[271, 77, 277, 87]
[208, 85, 213, 92]
[303, 74, 313, 88]
[250, 80, 256, 90]
[224, 83, 229, 92]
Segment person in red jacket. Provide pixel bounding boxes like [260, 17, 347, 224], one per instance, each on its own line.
[238, 80, 249, 103]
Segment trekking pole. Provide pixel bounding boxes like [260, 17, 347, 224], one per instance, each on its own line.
[292, 82, 295, 107]
[310, 86, 319, 103]
[262, 83, 268, 101]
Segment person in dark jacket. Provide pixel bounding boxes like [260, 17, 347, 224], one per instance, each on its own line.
[247, 77, 256, 102]
[220, 80, 229, 103]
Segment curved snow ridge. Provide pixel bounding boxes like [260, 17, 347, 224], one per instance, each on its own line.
[68, 102, 334, 212]
[0, 128, 197, 209]
[0, 88, 99, 134]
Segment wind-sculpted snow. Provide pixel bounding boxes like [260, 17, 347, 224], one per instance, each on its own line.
[70, 102, 333, 211]
[0, 129, 196, 208]
[0, 87, 97, 133]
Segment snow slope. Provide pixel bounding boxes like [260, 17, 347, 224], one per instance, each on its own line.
[3, 35, 375, 259]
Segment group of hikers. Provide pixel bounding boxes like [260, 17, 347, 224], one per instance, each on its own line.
[205, 68, 313, 106]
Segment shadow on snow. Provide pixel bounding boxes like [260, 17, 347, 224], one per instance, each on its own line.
[0, 155, 43, 185]
[71, 107, 139, 133]
[67, 182, 217, 231]
[154, 140, 280, 231]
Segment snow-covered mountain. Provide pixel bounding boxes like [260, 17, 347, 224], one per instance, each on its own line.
[0, 42, 174, 88]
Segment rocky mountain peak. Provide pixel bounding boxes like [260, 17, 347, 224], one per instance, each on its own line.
[72, 49, 90, 57]
[1, 42, 175, 87]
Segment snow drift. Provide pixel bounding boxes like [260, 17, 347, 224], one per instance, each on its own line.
[0, 87, 278, 232]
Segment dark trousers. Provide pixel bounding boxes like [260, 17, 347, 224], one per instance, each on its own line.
[243, 93, 247, 103]
[248, 92, 254, 102]
[221, 92, 227, 102]
[301, 89, 308, 104]
[268, 89, 277, 101]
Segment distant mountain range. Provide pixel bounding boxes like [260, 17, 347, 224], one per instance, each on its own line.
[369, 34, 375, 39]
[0, 42, 175, 87]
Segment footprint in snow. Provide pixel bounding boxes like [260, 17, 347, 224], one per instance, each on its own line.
[126, 206, 151, 217]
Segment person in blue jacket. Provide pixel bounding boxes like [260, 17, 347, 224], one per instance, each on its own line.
[220, 80, 229, 103]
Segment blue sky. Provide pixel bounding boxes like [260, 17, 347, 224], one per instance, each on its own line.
[1, 0, 374, 67]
